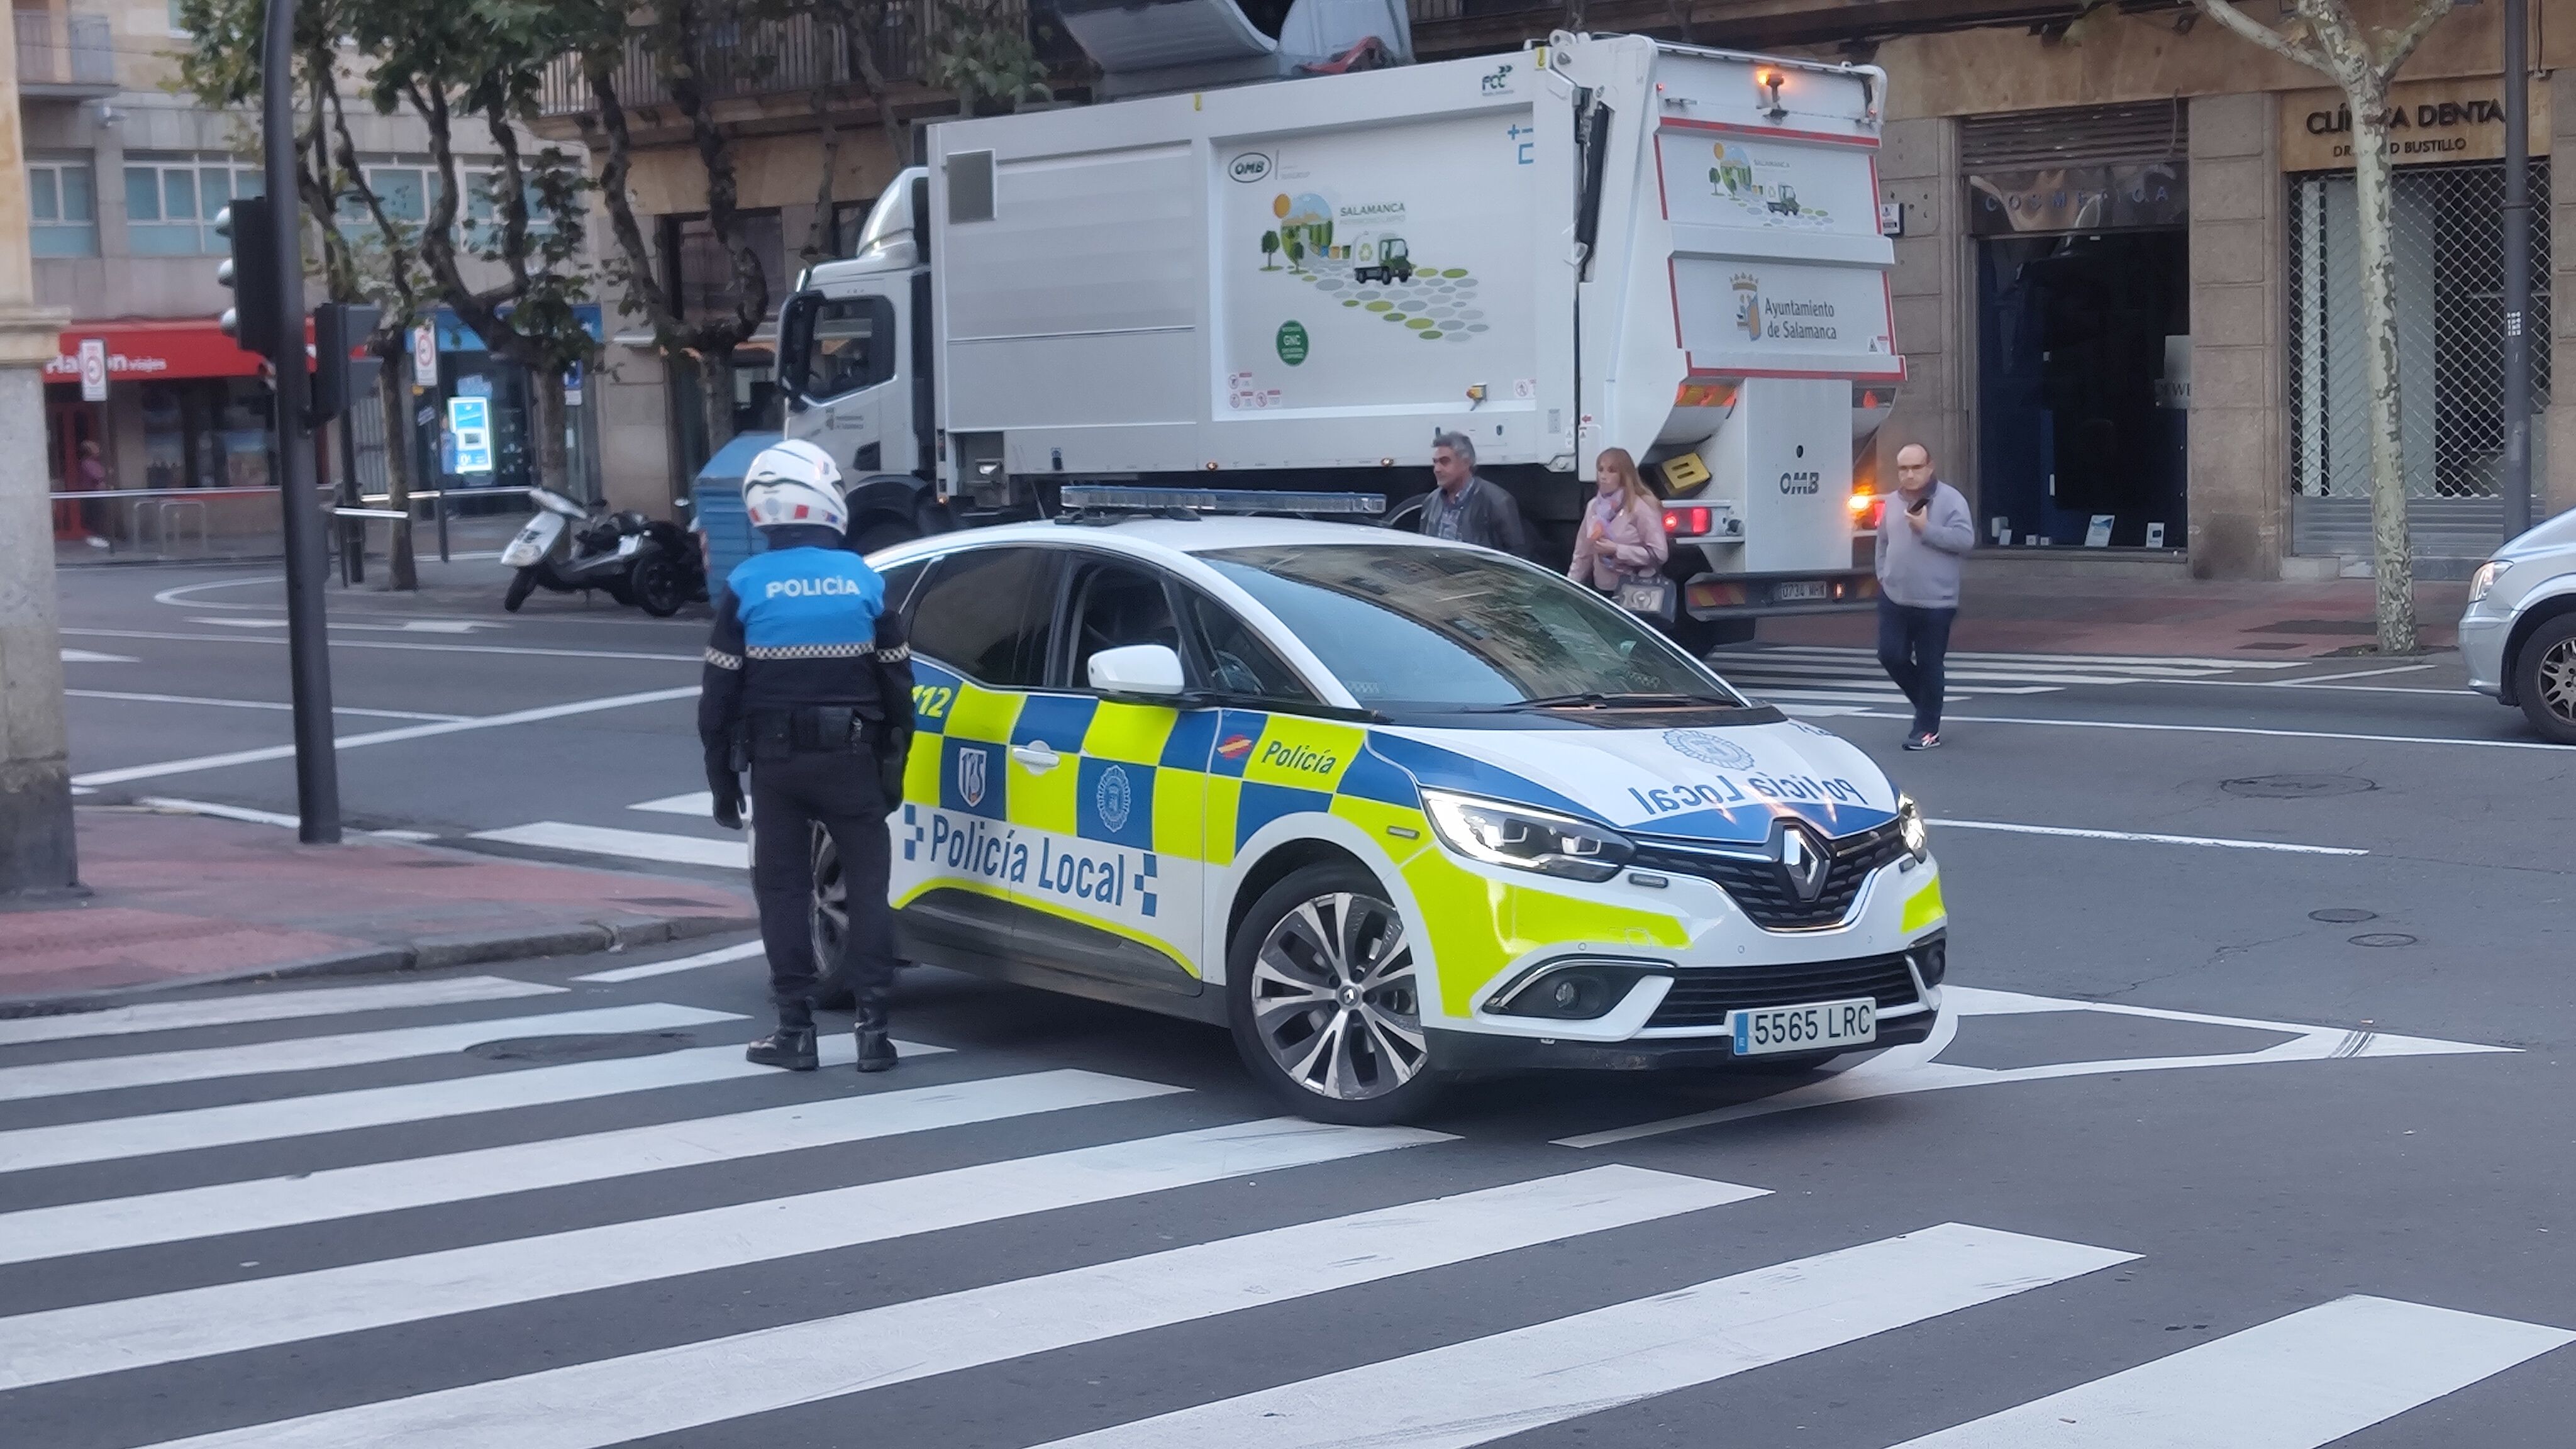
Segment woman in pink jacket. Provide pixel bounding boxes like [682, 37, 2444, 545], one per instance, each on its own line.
[1568, 447, 1668, 592]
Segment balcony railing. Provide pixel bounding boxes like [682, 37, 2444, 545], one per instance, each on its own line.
[540, 1, 1023, 117]
[16, 9, 115, 92]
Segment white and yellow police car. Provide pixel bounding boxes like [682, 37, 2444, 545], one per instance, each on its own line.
[862, 494, 1946, 1124]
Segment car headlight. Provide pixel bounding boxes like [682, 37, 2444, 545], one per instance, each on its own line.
[1419, 789, 1633, 883]
[2468, 559, 2511, 603]
[1897, 793, 1929, 863]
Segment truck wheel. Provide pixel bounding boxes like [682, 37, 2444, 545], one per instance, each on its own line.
[2513, 614, 2576, 745]
[503, 569, 537, 612]
[1227, 862, 1441, 1124]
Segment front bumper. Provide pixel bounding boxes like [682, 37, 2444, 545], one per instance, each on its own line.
[2458, 612, 2509, 699]
[1428, 1000, 1939, 1071]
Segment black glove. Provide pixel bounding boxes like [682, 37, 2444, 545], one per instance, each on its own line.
[709, 771, 745, 830]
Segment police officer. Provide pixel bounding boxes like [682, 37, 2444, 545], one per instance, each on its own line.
[698, 440, 914, 1073]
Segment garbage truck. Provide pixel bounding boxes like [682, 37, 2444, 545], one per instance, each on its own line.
[772, 4, 1902, 649]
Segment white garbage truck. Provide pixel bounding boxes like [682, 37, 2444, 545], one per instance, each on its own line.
[775, 8, 1902, 648]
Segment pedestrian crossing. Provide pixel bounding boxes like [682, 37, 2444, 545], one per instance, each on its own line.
[1709, 645, 2309, 713]
[3, 973, 2564, 1448]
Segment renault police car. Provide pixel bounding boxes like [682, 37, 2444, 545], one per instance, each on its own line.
[862, 491, 1946, 1124]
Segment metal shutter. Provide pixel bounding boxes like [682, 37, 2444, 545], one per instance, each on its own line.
[1961, 100, 2188, 170]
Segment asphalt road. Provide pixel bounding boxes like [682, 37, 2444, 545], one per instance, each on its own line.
[16, 558, 2575, 1447]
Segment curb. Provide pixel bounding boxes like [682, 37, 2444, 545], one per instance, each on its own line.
[0, 912, 758, 1018]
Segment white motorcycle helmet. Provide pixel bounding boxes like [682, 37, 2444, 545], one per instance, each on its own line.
[741, 439, 849, 533]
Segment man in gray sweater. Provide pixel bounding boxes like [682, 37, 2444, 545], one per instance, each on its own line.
[1875, 443, 1976, 749]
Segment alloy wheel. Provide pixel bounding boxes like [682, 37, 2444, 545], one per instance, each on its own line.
[809, 824, 848, 975]
[2541, 637, 2576, 726]
[1248, 892, 1426, 1101]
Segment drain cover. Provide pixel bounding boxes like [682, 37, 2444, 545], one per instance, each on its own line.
[2349, 933, 2418, 948]
[2309, 908, 2378, 924]
[464, 1031, 699, 1063]
[2221, 774, 2377, 799]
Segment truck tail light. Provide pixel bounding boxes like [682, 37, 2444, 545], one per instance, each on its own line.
[1662, 505, 1712, 536]
[1847, 491, 1884, 530]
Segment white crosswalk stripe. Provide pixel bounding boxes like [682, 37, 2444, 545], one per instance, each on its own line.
[0, 975, 564, 1047]
[1, 979, 2563, 1449]
[1709, 646, 2307, 710]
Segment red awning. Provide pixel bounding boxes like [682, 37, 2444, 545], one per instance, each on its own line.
[45, 318, 273, 383]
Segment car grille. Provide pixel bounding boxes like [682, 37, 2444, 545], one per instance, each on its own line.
[1628, 820, 1911, 930]
[1645, 950, 1922, 1030]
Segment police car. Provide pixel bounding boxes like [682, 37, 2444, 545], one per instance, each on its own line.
[864, 491, 1946, 1124]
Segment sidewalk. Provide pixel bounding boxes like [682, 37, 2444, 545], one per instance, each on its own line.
[1762, 562, 2472, 658]
[0, 808, 755, 1009]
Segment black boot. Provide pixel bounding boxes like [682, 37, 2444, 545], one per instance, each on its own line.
[746, 1023, 819, 1071]
[853, 999, 897, 1074]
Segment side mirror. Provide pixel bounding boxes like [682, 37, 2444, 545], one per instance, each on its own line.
[1088, 643, 1185, 697]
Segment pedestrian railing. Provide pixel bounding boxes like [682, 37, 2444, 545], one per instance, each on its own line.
[49, 486, 538, 567]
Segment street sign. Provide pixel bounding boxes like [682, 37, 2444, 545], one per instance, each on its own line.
[447, 395, 493, 475]
[77, 337, 106, 401]
[411, 325, 438, 387]
[564, 360, 583, 408]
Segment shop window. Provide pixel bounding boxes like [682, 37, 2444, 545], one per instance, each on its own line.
[28, 161, 96, 257]
[127, 158, 259, 255]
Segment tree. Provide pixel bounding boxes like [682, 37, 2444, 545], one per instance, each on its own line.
[1261, 230, 1280, 270]
[175, 0, 597, 587]
[1284, 234, 1306, 272]
[2195, 0, 2458, 654]
[924, 0, 1049, 118]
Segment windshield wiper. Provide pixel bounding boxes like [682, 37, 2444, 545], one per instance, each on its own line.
[1467, 691, 1743, 712]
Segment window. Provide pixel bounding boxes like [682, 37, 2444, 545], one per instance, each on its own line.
[126, 158, 258, 255]
[909, 548, 1058, 687]
[167, 0, 187, 32]
[876, 557, 932, 621]
[1201, 545, 1743, 713]
[1180, 590, 1315, 702]
[780, 293, 894, 401]
[28, 161, 96, 258]
[465, 170, 558, 245]
[1063, 561, 1180, 689]
[666, 210, 787, 328]
[335, 164, 431, 230]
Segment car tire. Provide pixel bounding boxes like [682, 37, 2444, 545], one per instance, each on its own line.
[807, 824, 855, 1012]
[2513, 614, 2576, 745]
[1226, 862, 1442, 1125]
[503, 568, 537, 612]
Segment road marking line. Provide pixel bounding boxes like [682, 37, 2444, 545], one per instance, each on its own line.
[0, 977, 564, 1047]
[132, 1166, 1747, 1449]
[151, 576, 279, 609]
[1026, 1223, 2136, 1449]
[59, 649, 138, 663]
[0, 1117, 1462, 1391]
[62, 627, 699, 663]
[628, 791, 713, 816]
[133, 796, 303, 829]
[1851, 710, 2570, 752]
[0, 1069, 1184, 1266]
[1743, 647, 2306, 670]
[70, 687, 702, 787]
[1731, 658, 2218, 684]
[0, 1003, 741, 1105]
[188, 617, 505, 635]
[1929, 818, 2368, 856]
[2270, 662, 2436, 685]
[70, 689, 469, 721]
[574, 938, 763, 982]
[1884, 1295, 2575, 1448]
[1556, 985, 2509, 1148]
[0, 1035, 946, 1175]
[472, 821, 747, 870]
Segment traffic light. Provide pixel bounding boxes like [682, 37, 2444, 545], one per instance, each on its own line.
[308, 302, 379, 427]
[213, 197, 280, 361]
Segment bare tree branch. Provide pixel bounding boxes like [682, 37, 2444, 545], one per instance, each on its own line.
[2193, 0, 2329, 72]
[2371, 0, 2455, 82]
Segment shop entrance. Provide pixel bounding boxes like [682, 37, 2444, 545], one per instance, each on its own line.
[1976, 230, 2190, 549]
[44, 389, 101, 540]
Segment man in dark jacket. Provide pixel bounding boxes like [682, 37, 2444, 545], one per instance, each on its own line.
[1417, 431, 1532, 558]
[699, 440, 914, 1073]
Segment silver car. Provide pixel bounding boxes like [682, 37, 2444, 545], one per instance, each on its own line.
[2460, 507, 2576, 744]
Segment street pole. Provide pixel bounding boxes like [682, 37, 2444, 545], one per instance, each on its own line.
[264, 0, 341, 843]
[2500, 0, 2533, 541]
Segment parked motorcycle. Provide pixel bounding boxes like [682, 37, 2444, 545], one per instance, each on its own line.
[501, 489, 704, 617]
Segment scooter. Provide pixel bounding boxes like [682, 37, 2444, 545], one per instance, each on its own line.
[501, 489, 704, 616]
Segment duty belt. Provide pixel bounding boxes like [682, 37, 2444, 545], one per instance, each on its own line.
[743, 705, 881, 758]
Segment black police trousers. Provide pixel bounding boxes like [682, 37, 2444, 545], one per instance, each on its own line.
[749, 749, 896, 1027]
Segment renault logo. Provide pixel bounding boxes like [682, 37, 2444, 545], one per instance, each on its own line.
[1779, 824, 1829, 902]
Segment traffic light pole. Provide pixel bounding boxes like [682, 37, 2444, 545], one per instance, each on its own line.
[264, 0, 341, 843]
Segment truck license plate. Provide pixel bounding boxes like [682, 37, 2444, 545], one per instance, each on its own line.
[1774, 580, 1830, 602]
[1731, 997, 1875, 1055]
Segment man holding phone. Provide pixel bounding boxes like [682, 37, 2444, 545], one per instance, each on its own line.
[1875, 442, 1976, 749]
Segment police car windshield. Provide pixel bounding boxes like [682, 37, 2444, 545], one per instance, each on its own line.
[1201, 545, 1748, 713]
